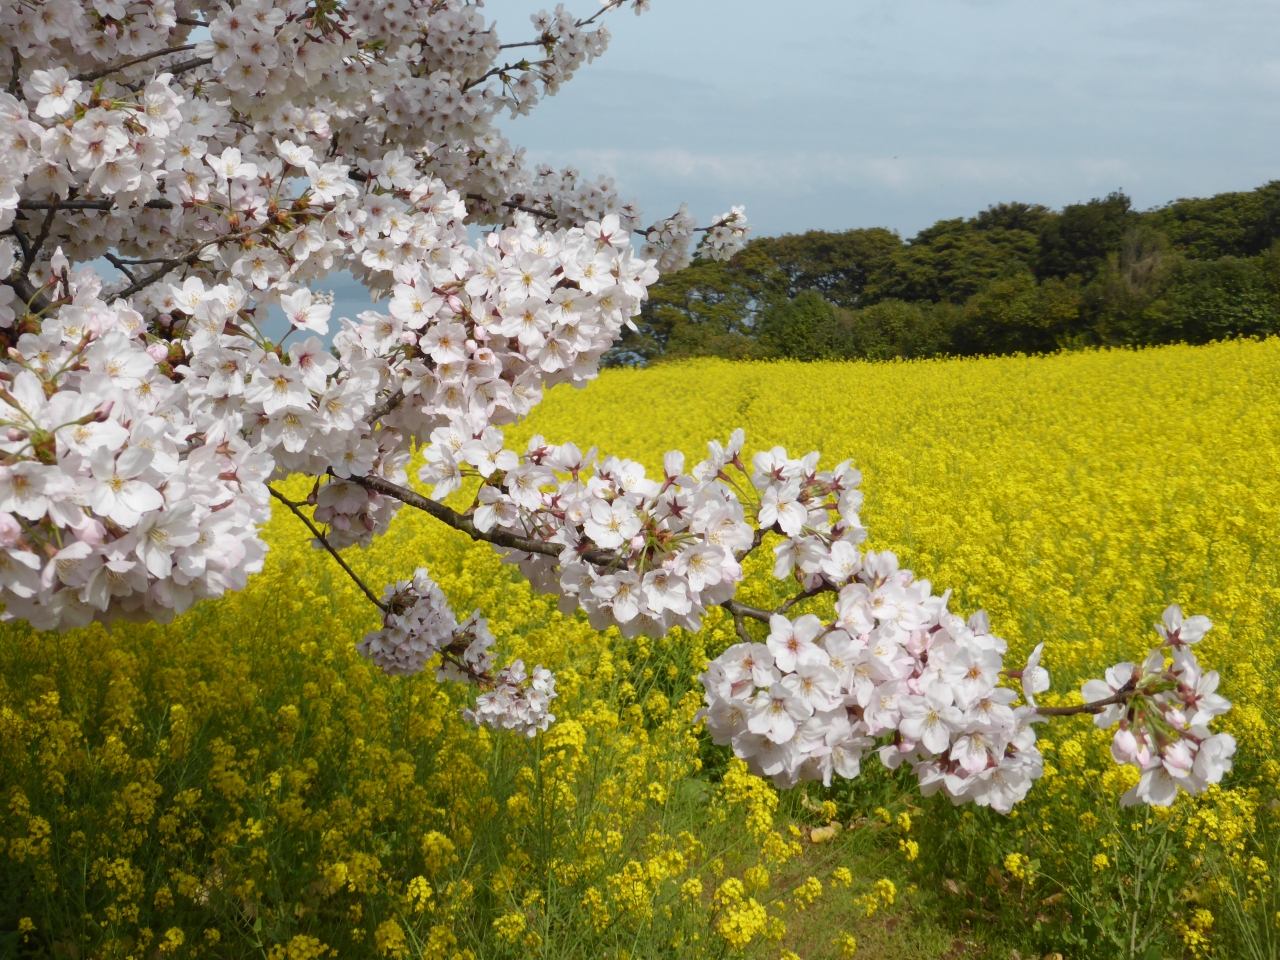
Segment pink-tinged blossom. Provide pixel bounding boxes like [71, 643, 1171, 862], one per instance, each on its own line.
[280, 289, 332, 335]
[1156, 603, 1213, 646]
[747, 682, 811, 744]
[767, 614, 828, 673]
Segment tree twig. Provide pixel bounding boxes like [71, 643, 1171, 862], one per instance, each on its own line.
[1034, 686, 1136, 717]
[467, 193, 558, 221]
[368, 389, 405, 424]
[269, 487, 387, 611]
[108, 226, 256, 301]
[3, 270, 48, 316]
[21, 200, 61, 275]
[721, 598, 772, 625]
[347, 472, 617, 567]
[776, 581, 836, 615]
[103, 252, 139, 285]
[17, 198, 174, 212]
[166, 56, 214, 79]
[7, 223, 31, 264]
[730, 604, 754, 643]
[76, 43, 198, 83]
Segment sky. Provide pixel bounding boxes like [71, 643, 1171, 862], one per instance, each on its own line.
[487, 0, 1280, 237]
[313, 0, 1280, 326]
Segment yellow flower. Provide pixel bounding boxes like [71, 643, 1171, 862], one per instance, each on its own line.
[158, 927, 185, 954]
[492, 912, 527, 944]
[5, 343, 1279, 959]
[374, 919, 408, 959]
[407, 875, 434, 913]
[1004, 852, 1030, 881]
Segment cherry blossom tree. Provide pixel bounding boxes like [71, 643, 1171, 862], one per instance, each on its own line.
[0, 0, 1233, 810]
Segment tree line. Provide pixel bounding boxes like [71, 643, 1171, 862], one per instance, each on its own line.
[607, 181, 1280, 364]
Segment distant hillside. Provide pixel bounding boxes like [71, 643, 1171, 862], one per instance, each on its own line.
[608, 182, 1280, 365]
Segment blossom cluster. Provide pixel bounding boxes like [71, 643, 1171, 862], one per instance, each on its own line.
[639, 204, 751, 274]
[359, 567, 556, 736]
[0, 248, 270, 629]
[0, 195, 652, 729]
[422, 429, 761, 638]
[699, 548, 1045, 813]
[0, 0, 750, 734]
[695, 442, 1235, 814]
[0, 0, 747, 276]
[464, 659, 558, 738]
[1084, 604, 1235, 807]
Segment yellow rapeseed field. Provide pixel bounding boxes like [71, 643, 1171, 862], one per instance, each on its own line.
[3, 339, 1280, 959]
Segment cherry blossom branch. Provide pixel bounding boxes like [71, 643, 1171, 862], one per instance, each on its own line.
[102, 252, 139, 285]
[776, 581, 837, 615]
[269, 487, 387, 611]
[109, 226, 258, 301]
[639, 211, 749, 238]
[484, 191, 745, 241]
[17, 199, 174, 212]
[494, 1, 628, 52]
[718, 577, 841, 626]
[75, 43, 198, 83]
[1033, 684, 1137, 717]
[368, 389, 405, 424]
[720, 598, 773, 625]
[161, 56, 214, 81]
[5, 222, 31, 268]
[348, 472, 618, 567]
[575, 0, 631, 29]
[726, 602, 755, 643]
[462, 60, 536, 93]
[3, 270, 48, 316]
[467, 193, 557, 221]
[20, 200, 60, 275]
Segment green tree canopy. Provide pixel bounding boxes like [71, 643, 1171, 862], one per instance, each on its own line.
[607, 180, 1280, 367]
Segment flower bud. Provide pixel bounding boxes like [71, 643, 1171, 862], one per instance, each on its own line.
[0, 512, 21, 547]
[1110, 727, 1139, 765]
[1162, 740, 1195, 777]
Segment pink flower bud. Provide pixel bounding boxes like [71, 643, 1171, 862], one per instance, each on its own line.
[75, 518, 107, 544]
[146, 342, 169, 361]
[1111, 727, 1140, 765]
[0, 512, 21, 547]
[1162, 740, 1195, 777]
